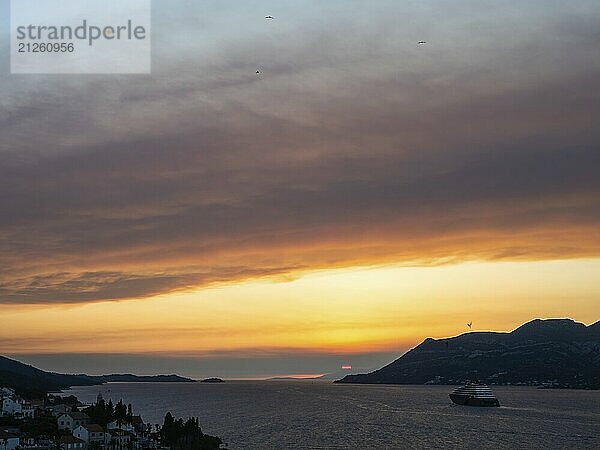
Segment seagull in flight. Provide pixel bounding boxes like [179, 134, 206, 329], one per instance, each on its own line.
[467, 322, 473, 330]
[265, 15, 275, 20]
[417, 41, 427, 45]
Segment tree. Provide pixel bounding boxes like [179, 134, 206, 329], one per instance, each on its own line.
[114, 400, 127, 425]
[107, 400, 114, 419]
[159, 413, 221, 450]
[83, 397, 116, 427]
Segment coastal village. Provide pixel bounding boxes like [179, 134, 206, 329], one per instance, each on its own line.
[0, 387, 222, 450]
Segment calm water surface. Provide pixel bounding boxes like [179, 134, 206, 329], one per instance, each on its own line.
[66, 381, 600, 449]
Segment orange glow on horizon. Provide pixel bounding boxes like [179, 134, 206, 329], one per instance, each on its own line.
[1, 259, 599, 357]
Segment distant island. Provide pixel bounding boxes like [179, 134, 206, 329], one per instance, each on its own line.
[336, 319, 600, 389]
[99, 374, 195, 383]
[201, 378, 225, 383]
[0, 355, 195, 397]
[267, 376, 320, 381]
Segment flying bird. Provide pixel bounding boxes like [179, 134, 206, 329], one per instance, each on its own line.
[265, 15, 275, 20]
[417, 41, 427, 45]
[467, 322, 473, 330]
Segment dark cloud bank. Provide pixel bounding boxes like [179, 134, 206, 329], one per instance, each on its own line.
[0, 1, 599, 305]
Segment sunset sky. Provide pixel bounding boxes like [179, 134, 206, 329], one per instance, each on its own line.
[1, 0, 599, 378]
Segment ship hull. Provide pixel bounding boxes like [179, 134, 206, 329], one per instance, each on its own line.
[449, 393, 500, 407]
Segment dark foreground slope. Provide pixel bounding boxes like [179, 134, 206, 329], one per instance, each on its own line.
[0, 355, 195, 396]
[0, 356, 98, 395]
[336, 319, 600, 389]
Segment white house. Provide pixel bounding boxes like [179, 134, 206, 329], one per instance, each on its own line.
[107, 429, 131, 448]
[0, 430, 19, 450]
[73, 424, 105, 445]
[20, 401, 35, 419]
[1, 397, 35, 419]
[0, 397, 21, 417]
[58, 412, 90, 431]
[107, 420, 135, 432]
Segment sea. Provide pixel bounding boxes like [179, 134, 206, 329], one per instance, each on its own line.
[65, 381, 600, 449]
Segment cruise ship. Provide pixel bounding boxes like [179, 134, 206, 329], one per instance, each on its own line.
[449, 383, 500, 407]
